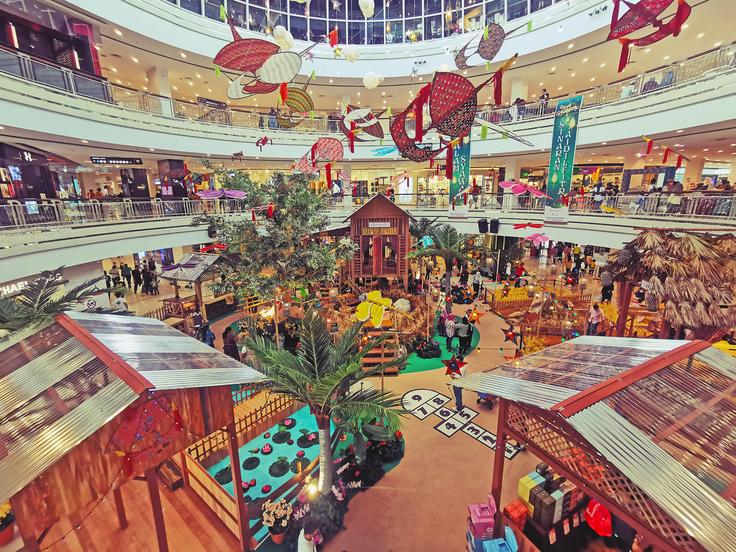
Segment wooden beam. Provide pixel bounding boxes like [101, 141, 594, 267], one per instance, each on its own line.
[113, 487, 128, 529]
[10, 496, 40, 552]
[490, 398, 508, 538]
[145, 468, 170, 552]
[227, 421, 252, 552]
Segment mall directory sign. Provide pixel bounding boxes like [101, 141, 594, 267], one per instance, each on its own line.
[545, 95, 583, 224]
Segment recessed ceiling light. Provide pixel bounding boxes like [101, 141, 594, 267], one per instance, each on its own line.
[329, 79, 333, 83]
[599, 62, 606, 68]
[590, 77, 596, 82]
[582, 57, 588, 63]
[114, 29, 122, 36]
[697, 33, 704, 38]
[187, 81, 193, 86]
[644, 48, 651, 53]
[677, 129, 683, 133]
[180, 52, 187, 58]
[664, 55, 670, 60]
[172, 85, 178, 90]
[731, 144, 736, 147]
[357, 92, 361, 96]
[703, 148, 709, 151]
[0, 126, 4, 130]
[81, 139, 89, 143]
[115, 79, 121, 84]
[142, 86, 148, 91]
[110, 67, 117, 73]
[570, 72, 576, 77]
[207, 88, 212, 92]
[196, 73, 202, 79]
[602, 142, 607, 145]
[567, 43, 574, 49]
[550, 66, 556, 71]
[557, 86, 563, 90]
[718, 150, 724, 153]
[382, 91, 386, 96]
[131, 56, 139, 63]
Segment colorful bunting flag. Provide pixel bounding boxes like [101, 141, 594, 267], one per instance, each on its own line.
[527, 21, 533, 32]
[214, 65, 221, 77]
[480, 125, 488, 140]
[219, 4, 227, 22]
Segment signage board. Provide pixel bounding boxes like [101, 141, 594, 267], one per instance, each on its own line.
[90, 156, 143, 165]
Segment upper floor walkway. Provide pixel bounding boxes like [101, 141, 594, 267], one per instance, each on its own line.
[1, 42, 735, 159]
[1, 192, 734, 281]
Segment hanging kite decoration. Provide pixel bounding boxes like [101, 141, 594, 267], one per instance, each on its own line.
[525, 233, 550, 247]
[214, 18, 315, 99]
[294, 137, 344, 187]
[390, 58, 516, 175]
[255, 136, 273, 151]
[498, 180, 550, 198]
[513, 222, 544, 230]
[339, 105, 386, 152]
[455, 23, 507, 70]
[276, 73, 316, 128]
[608, 0, 692, 72]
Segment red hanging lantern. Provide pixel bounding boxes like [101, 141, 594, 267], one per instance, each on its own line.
[662, 147, 671, 164]
[267, 202, 274, 218]
[251, 209, 256, 221]
[676, 154, 683, 169]
[279, 82, 288, 103]
[645, 137, 654, 155]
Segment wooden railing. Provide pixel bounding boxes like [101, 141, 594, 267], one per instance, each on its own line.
[231, 382, 272, 406]
[141, 304, 168, 321]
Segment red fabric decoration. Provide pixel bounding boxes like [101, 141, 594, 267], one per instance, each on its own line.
[328, 28, 338, 48]
[585, 500, 613, 537]
[446, 145, 454, 180]
[463, 192, 468, 205]
[676, 154, 683, 169]
[414, 84, 431, 142]
[325, 162, 332, 186]
[279, 82, 288, 103]
[267, 203, 274, 218]
[645, 138, 654, 154]
[252, 209, 256, 221]
[618, 38, 631, 72]
[662, 147, 670, 163]
[513, 223, 544, 230]
[493, 70, 503, 105]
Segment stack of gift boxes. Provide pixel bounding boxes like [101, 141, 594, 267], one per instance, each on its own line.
[506, 463, 583, 531]
[466, 495, 497, 551]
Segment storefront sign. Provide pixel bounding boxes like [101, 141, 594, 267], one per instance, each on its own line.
[368, 221, 391, 228]
[545, 96, 583, 224]
[0, 273, 63, 299]
[197, 97, 228, 110]
[90, 156, 143, 165]
[361, 227, 398, 236]
[450, 137, 471, 208]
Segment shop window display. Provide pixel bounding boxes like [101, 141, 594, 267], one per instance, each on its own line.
[386, 20, 404, 43]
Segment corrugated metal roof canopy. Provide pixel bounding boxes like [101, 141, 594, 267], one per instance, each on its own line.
[0, 311, 267, 502]
[456, 336, 736, 552]
[158, 253, 220, 282]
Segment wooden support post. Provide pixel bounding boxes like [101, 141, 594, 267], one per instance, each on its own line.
[113, 486, 128, 529]
[615, 281, 633, 337]
[195, 281, 205, 320]
[10, 497, 40, 552]
[145, 468, 169, 552]
[490, 398, 509, 538]
[227, 421, 252, 552]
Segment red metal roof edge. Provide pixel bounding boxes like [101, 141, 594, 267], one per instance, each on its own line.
[552, 340, 712, 418]
[342, 194, 417, 222]
[55, 313, 152, 395]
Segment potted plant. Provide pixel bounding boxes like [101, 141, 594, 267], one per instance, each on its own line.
[0, 502, 14, 546]
[261, 498, 293, 544]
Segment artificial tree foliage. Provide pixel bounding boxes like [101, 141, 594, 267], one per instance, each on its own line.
[247, 309, 405, 494]
[193, 171, 354, 300]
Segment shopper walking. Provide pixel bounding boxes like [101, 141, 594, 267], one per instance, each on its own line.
[132, 265, 142, 293]
[121, 263, 132, 288]
[147, 257, 156, 272]
[456, 316, 470, 356]
[201, 324, 216, 347]
[445, 315, 456, 352]
[448, 355, 467, 411]
[587, 304, 605, 335]
[141, 267, 152, 295]
[472, 270, 483, 298]
[222, 327, 240, 360]
[112, 291, 129, 312]
[109, 263, 120, 286]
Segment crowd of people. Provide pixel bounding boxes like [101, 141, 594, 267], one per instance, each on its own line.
[104, 257, 161, 312]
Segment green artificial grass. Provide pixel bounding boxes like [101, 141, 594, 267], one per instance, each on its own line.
[402, 317, 481, 374]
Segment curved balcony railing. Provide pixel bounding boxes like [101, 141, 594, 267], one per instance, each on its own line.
[2, 191, 734, 233]
[1, 42, 734, 137]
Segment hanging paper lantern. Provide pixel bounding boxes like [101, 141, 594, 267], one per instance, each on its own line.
[273, 25, 294, 50]
[342, 45, 360, 62]
[358, 0, 375, 18]
[363, 72, 384, 89]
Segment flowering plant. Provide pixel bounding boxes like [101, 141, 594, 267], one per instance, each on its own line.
[261, 499, 293, 534]
[0, 502, 13, 530]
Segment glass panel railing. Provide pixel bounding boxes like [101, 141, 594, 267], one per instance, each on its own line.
[0, 48, 23, 76]
[29, 59, 70, 91]
[73, 73, 110, 102]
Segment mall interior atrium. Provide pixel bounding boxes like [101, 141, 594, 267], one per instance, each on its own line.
[0, 0, 735, 551]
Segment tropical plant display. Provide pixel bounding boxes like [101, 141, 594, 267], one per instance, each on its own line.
[604, 229, 736, 338]
[247, 309, 405, 494]
[408, 224, 489, 312]
[192, 171, 355, 301]
[0, 268, 101, 339]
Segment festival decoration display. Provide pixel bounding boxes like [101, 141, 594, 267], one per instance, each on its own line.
[341, 45, 360, 62]
[641, 136, 687, 167]
[214, 19, 314, 99]
[109, 395, 183, 477]
[442, 355, 467, 376]
[200, 243, 227, 252]
[499, 180, 550, 198]
[608, 0, 692, 72]
[525, 233, 549, 247]
[194, 189, 248, 199]
[475, 119, 536, 147]
[455, 23, 507, 70]
[513, 222, 544, 230]
[256, 136, 273, 151]
[502, 326, 519, 345]
[468, 306, 485, 323]
[295, 137, 345, 186]
[355, 290, 393, 327]
[273, 25, 295, 50]
[339, 105, 385, 152]
[276, 76, 316, 128]
[359, 0, 375, 18]
[390, 60, 515, 173]
[231, 150, 245, 161]
[363, 72, 384, 90]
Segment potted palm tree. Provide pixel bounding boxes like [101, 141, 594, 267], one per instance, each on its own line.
[408, 224, 488, 313]
[247, 309, 405, 494]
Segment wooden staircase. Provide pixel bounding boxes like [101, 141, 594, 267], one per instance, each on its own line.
[360, 328, 400, 376]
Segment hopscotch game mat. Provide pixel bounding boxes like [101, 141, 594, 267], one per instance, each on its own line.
[402, 389, 522, 460]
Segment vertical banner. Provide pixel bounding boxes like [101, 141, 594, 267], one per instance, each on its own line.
[545, 96, 583, 223]
[450, 136, 471, 211]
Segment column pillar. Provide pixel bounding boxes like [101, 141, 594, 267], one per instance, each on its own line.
[509, 78, 529, 103]
[341, 162, 353, 208]
[683, 157, 705, 189]
[146, 67, 174, 116]
[729, 162, 736, 183]
[501, 159, 520, 211]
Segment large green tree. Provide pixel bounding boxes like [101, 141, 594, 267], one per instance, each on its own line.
[247, 310, 405, 493]
[408, 224, 487, 312]
[193, 171, 354, 300]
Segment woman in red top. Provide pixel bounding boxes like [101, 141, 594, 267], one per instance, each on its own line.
[514, 262, 525, 287]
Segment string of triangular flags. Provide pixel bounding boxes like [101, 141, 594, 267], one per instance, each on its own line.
[642, 136, 689, 169]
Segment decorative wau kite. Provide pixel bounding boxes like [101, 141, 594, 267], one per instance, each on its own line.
[499, 180, 550, 198]
[455, 23, 507, 70]
[608, 0, 692, 72]
[214, 18, 315, 99]
[339, 105, 385, 153]
[294, 137, 344, 187]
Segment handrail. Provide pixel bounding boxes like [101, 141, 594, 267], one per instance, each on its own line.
[0, 41, 734, 134]
[1, 192, 734, 234]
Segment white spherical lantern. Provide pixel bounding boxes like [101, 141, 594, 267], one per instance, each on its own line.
[363, 71, 384, 89]
[359, 0, 375, 18]
[342, 45, 360, 62]
[273, 25, 294, 50]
